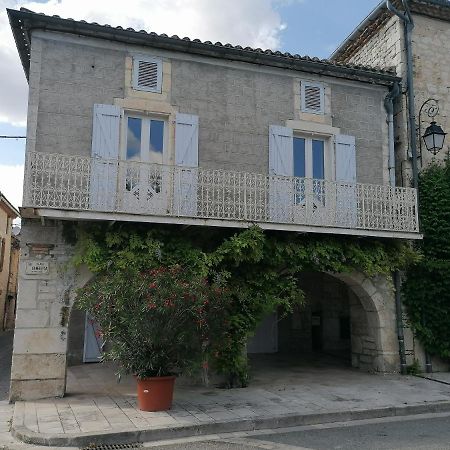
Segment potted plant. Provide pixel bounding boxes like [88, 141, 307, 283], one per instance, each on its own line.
[76, 265, 229, 411]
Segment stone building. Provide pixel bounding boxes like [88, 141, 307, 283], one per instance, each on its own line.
[7, 8, 420, 400]
[331, 0, 450, 370]
[331, 0, 450, 186]
[0, 192, 20, 331]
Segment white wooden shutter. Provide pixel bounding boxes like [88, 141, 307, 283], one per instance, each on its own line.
[174, 113, 199, 216]
[90, 104, 121, 211]
[335, 134, 357, 227]
[269, 125, 293, 222]
[83, 313, 103, 363]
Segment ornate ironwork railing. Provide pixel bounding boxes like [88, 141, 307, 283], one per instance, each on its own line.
[24, 151, 419, 234]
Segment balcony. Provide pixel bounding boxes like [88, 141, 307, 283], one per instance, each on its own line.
[22, 151, 420, 239]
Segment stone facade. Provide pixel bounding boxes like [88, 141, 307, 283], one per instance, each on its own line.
[27, 31, 391, 185]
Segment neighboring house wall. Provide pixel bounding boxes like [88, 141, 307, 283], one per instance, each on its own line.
[412, 14, 450, 168]
[337, 12, 450, 185]
[0, 203, 18, 331]
[0, 210, 11, 330]
[27, 31, 390, 185]
[4, 235, 20, 330]
[334, 9, 450, 372]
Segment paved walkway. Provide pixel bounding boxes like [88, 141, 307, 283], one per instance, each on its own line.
[10, 355, 450, 446]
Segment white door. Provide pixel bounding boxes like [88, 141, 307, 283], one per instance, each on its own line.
[83, 313, 103, 363]
[247, 312, 278, 354]
[122, 115, 168, 214]
[292, 136, 327, 224]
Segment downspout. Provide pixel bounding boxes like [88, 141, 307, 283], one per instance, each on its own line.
[385, 81, 407, 374]
[386, 1, 431, 373]
[386, 0, 418, 189]
[384, 81, 400, 186]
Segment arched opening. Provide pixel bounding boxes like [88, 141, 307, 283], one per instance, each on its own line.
[247, 271, 397, 373]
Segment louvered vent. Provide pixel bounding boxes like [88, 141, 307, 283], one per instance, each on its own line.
[301, 82, 324, 114]
[137, 60, 158, 89]
[132, 56, 162, 93]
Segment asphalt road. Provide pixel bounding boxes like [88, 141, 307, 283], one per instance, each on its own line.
[146, 413, 450, 449]
[0, 331, 13, 401]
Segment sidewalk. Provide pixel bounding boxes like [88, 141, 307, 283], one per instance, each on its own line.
[8, 355, 450, 447]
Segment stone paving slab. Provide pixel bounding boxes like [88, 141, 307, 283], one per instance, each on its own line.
[9, 357, 450, 447]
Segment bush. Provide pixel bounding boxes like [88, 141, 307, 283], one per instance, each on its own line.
[76, 266, 232, 379]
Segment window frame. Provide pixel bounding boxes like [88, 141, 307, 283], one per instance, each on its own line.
[300, 81, 325, 115]
[292, 133, 333, 181]
[121, 112, 168, 165]
[132, 54, 163, 93]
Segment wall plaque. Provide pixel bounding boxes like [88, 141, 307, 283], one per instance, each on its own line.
[25, 261, 50, 275]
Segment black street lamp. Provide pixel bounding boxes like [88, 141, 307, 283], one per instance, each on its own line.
[423, 121, 447, 156]
[418, 98, 447, 157]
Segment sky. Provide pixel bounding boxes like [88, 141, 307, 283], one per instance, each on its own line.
[0, 0, 381, 209]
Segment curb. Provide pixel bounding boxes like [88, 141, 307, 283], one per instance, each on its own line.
[11, 400, 450, 447]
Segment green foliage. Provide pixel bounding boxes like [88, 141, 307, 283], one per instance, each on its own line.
[406, 358, 421, 376]
[73, 222, 417, 384]
[76, 266, 232, 378]
[403, 160, 450, 359]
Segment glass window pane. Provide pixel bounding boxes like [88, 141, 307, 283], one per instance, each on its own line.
[149, 120, 164, 164]
[293, 137, 306, 178]
[312, 139, 324, 179]
[126, 117, 141, 160]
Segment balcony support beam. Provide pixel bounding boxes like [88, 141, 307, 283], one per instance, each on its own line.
[25, 208, 422, 240]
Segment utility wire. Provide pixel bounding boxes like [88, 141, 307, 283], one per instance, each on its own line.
[0, 136, 26, 139]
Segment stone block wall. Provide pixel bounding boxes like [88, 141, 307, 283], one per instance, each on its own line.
[28, 32, 391, 186]
[412, 14, 450, 168]
[9, 219, 91, 401]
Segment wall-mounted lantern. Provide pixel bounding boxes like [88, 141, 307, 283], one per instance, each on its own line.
[418, 99, 447, 156]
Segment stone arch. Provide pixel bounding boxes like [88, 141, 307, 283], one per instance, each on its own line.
[330, 271, 399, 373]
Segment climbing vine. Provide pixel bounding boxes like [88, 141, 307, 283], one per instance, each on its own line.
[403, 159, 450, 359]
[71, 222, 418, 384]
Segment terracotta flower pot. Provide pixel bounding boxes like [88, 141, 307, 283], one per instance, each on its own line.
[136, 375, 176, 411]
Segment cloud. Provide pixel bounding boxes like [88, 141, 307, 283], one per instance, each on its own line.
[0, 164, 24, 209]
[0, 1, 28, 126]
[0, 0, 290, 127]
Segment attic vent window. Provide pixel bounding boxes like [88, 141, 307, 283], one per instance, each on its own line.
[132, 55, 162, 93]
[301, 81, 324, 114]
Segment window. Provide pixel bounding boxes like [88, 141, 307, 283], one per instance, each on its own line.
[132, 55, 162, 93]
[293, 136, 326, 204]
[125, 116, 165, 163]
[124, 115, 166, 198]
[301, 81, 324, 114]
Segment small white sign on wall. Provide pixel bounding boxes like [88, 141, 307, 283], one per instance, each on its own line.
[25, 261, 50, 275]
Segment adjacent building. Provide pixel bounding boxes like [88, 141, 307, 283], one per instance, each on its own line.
[7, 7, 421, 400]
[0, 192, 20, 331]
[331, 0, 450, 370]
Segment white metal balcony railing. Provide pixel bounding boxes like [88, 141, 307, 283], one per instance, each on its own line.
[24, 151, 419, 235]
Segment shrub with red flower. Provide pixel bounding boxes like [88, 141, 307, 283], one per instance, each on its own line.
[76, 265, 231, 379]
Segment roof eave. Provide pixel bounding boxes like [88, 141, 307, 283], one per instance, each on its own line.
[7, 8, 399, 87]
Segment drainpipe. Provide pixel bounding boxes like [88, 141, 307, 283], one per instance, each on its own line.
[393, 271, 407, 375]
[385, 81, 407, 375]
[386, 0, 432, 374]
[386, 0, 418, 190]
[384, 81, 401, 186]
